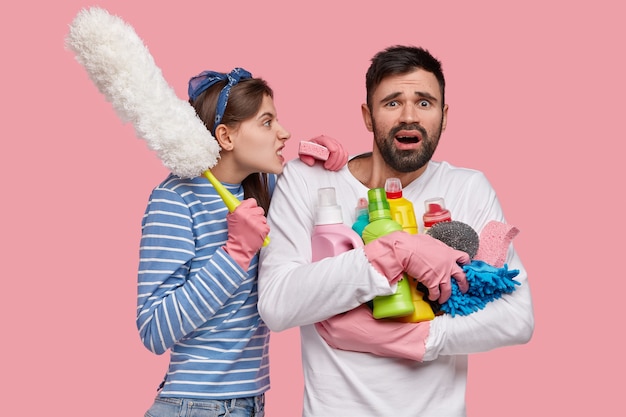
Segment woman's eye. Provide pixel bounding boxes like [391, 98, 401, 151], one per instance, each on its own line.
[263, 120, 272, 127]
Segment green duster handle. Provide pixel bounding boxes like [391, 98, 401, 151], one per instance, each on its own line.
[203, 170, 270, 247]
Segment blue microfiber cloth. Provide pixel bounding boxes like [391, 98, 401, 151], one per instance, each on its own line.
[440, 260, 520, 317]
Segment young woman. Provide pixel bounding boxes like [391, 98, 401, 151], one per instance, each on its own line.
[138, 68, 347, 417]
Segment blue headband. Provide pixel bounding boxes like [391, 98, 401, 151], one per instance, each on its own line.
[188, 68, 252, 135]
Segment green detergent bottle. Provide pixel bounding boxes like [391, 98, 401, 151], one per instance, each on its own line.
[362, 188, 415, 319]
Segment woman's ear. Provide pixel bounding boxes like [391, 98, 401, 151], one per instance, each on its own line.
[214, 124, 234, 151]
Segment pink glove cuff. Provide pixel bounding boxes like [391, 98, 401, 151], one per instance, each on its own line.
[315, 305, 431, 361]
[223, 245, 254, 271]
[363, 232, 406, 285]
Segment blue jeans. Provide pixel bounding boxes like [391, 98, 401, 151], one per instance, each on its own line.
[144, 395, 265, 417]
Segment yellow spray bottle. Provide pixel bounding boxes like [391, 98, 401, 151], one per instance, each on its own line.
[384, 178, 435, 322]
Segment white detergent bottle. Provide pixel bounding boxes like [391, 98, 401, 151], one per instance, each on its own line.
[312, 187, 364, 261]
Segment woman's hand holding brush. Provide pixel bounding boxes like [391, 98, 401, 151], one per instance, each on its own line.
[223, 199, 270, 270]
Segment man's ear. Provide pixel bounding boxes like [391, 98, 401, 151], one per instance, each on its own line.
[441, 104, 448, 131]
[361, 103, 373, 132]
[214, 124, 234, 151]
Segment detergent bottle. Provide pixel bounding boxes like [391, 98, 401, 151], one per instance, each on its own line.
[422, 197, 451, 233]
[311, 187, 364, 262]
[362, 188, 415, 319]
[420, 196, 453, 315]
[384, 178, 418, 234]
[351, 197, 370, 237]
[385, 178, 435, 323]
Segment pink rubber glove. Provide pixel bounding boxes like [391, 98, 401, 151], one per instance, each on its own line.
[315, 305, 431, 361]
[223, 198, 270, 270]
[364, 231, 470, 304]
[299, 135, 348, 171]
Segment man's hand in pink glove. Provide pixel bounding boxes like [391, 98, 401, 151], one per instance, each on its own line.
[299, 135, 348, 171]
[364, 231, 470, 304]
[315, 305, 431, 361]
[223, 198, 270, 270]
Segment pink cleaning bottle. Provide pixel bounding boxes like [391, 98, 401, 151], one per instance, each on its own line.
[312, 187, 364, 262]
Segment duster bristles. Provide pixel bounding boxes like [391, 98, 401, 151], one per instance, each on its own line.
[65, 7, 219, 178]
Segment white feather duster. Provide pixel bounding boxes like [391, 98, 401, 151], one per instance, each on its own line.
[66, 7, 270, 245]
[65, 7, 219, 178]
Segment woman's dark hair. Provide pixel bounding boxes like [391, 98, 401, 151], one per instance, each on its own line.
[190, 78, 274, 213]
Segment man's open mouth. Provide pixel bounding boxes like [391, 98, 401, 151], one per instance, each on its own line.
[396, 135, 420, 144]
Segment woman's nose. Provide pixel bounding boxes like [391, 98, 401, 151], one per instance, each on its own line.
[277, 122, 291, 141]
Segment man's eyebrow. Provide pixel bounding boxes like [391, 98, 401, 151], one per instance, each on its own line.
[415, 91, 438, 102]
[379, 91, 402, 103]
[379, 90, 439, 104]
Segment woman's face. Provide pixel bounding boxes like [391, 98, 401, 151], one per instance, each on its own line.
[228, 94, 291, 177]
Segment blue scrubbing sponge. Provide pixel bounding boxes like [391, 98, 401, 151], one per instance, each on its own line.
[439, 260, 520, 316]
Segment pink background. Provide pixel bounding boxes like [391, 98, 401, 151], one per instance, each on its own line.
[2, 0, 624, 415]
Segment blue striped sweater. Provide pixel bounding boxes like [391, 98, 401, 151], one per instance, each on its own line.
[137, 173, 275, 399]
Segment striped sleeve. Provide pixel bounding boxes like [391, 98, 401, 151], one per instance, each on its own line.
[136, 186, 248, 355]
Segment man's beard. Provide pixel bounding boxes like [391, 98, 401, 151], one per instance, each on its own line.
[372, 119, 443, 173]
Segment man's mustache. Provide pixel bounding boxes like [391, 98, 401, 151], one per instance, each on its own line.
[390, 124, 427, 138]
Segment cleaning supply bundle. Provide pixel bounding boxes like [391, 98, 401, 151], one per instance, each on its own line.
[426, 220, 521, 316]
